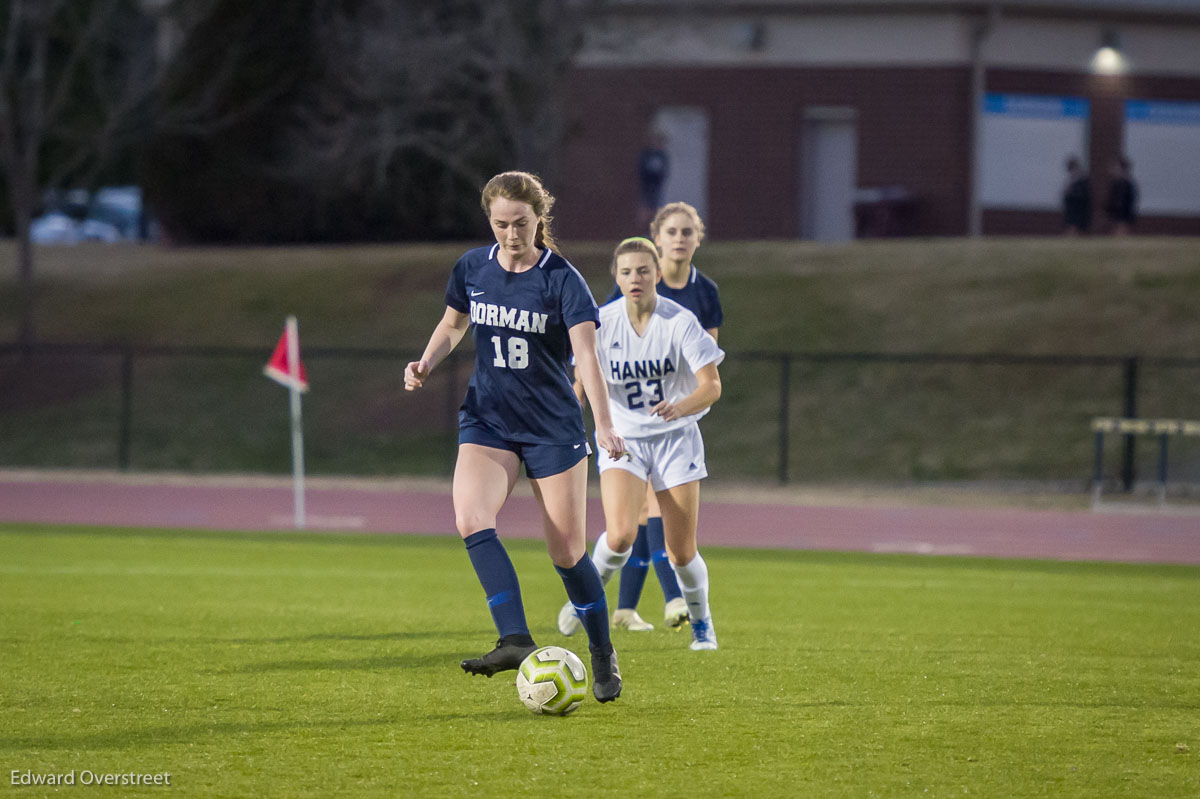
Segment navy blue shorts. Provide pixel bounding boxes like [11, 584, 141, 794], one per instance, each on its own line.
[458, 425, 590, 479]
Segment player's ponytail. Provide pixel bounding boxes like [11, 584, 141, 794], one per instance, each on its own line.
[481, 171, 559, 253]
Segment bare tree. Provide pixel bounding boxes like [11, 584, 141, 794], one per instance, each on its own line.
[150, 0, 297, 141]
[0, 0, 257, 345]
[284, 3, 490, 197]
[282, 0, 605, 216]
[477, 0, 606, 186]
[0, 0, 162, 347]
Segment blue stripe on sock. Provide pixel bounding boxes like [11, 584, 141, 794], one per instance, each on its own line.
[618, 525, 652, 611]
[647, 516, 682, 602]
[555, 554, 611, 650]
[464, 528, 528, 638]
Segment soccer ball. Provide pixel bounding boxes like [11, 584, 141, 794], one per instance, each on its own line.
[516, 646, 588, 716]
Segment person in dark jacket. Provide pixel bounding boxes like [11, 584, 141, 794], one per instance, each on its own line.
[1104, 156, 1138, 235]
[1062, 156, 1091, 235]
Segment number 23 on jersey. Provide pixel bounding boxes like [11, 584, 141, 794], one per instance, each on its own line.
[625, 378, 663, 409]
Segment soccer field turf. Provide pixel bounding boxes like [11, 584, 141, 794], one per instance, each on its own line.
[2, 525, 1197, 797]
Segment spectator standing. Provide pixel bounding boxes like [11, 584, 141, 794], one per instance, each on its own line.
[637, 131, 669, 228]
[1104, 156, 1138, 235]
[1062, 156, 1091, 235]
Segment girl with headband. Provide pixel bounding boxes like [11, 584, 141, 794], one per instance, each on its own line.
[558, 235, 725, 651]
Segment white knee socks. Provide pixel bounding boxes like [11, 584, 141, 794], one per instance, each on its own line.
[670, 552, 711, 622]
[592, 532, 632, 586]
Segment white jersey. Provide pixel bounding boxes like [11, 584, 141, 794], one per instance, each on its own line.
[598, 295, 725, 439]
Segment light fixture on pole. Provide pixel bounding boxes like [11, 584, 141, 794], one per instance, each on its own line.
[1092, 28, 1126, 75]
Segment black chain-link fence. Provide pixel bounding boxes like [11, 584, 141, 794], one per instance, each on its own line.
[3, 342, 1199, 489]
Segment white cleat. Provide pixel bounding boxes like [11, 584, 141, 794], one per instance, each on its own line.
[612, 608, 654, 631]
[664, 597, 689, 629]
[689, 616, 718, 651]
[557, 600, 582, 636]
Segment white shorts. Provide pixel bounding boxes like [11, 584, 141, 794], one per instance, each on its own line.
[596, 421, 708, 492]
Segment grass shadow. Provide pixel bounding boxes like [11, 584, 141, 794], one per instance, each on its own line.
[0, 716, 406, 753]
[223, 651, 465, 674]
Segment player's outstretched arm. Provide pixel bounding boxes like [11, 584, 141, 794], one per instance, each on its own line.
[405, 307, 469, 391]
[652, 362, 722, 422]
[568, 322, 624, 459]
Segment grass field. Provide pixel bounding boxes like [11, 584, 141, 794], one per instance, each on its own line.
[3, 524, 1198, 797]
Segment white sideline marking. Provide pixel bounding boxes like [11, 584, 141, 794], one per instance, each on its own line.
[267, 514, 366, 530]
[871, 541, 976, 556]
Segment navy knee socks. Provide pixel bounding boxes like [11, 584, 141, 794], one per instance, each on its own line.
[647, 516, 683, 602]
[555, 553, 612, 651]
[464, 528, 528, 639]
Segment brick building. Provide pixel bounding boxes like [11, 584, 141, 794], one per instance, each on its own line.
[555, 0, 1200, 240]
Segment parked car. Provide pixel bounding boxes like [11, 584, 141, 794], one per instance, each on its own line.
[29, 211, 83, 244]
[30, 186, 148, 244]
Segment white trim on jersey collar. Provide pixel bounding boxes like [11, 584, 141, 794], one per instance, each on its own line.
[689, 264, 697, 284]
[487, 243, 549, 268]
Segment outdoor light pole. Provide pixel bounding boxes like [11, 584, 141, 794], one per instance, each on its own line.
[968, 5, 998, 238]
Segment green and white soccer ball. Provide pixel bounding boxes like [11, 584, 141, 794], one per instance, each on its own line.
[516, 646, 588, 716]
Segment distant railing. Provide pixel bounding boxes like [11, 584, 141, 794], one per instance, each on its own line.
[3, 341, 1199, 488]
[1091, 417, 1200, 506]
[747, 348, 1200, 486]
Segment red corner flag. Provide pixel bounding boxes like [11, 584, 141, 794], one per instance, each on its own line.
[263, 316, 309, 392]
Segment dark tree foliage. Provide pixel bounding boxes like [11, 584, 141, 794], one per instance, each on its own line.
[141, 0, 321, 243]
[143, 0, 602, 243]
[144, 0, 501, 243]
[1, 0, 158, 344]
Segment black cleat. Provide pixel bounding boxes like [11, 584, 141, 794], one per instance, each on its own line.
[590, 643, 622, 703]
[461, 634, 537, 677]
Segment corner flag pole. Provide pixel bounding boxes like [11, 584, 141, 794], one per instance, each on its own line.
[285, 315, 306, 529]
[264, 316, 309, 530]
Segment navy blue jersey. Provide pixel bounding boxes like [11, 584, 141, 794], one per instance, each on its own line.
[604, 264, 723, 331]
[446, 244, 599, 445]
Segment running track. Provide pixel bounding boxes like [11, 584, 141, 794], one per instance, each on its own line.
[1, 470, 1198, 565]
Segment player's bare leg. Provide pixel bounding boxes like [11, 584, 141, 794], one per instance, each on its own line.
[612, 490, 655, 630]
[452, 444, 520, 538]
[599, 468, 648, 554]
[657, 480, 698, 564]
[533, 460, 622, 702]
[530, 458, 590, 567]
[557, 467, 643, 635]
[645, 486, 688, 628]
[602, 470, 656, 630]
[454, 445, 538, 676]
[658, 481, 717, 650]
